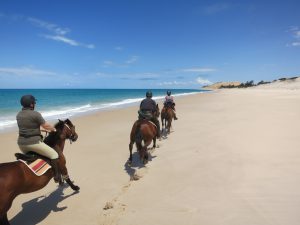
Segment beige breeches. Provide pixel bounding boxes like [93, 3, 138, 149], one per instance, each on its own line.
[19, 141, 58, 159]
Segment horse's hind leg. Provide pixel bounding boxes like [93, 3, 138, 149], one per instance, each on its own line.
[128, 141, 134, 165]
[0, 213, 10, 225]
[152, 137, 156, 149]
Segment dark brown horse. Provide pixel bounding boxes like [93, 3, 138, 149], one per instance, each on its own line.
[0, 119, 79, 225]
[161, 105, 175, 134]
[129, 104, 160, 164]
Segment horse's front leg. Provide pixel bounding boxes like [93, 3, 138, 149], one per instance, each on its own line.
[59, 154, 80, 191]
[64, 175, 80, 191]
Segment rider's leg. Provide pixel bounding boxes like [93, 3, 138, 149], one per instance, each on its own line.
[19, 142, 62, 183]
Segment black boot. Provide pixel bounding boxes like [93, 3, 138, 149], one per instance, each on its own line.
[51, 159, 62, 184]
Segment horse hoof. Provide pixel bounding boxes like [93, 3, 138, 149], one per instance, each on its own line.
[72, 185, 80, 191]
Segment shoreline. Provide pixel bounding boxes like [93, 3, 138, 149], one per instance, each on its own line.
[0, 90, 205, 133]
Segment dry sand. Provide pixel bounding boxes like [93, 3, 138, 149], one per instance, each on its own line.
[1, 82, 300, 225]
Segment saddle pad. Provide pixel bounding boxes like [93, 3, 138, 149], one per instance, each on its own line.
[18, 159, 51, 176]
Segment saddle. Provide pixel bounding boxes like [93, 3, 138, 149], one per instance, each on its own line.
[138, 110, 153, 120]
[15, 152, 52, 176]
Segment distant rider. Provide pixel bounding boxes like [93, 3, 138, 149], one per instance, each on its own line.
[139, 91, 161, 139]
[16, 95, 62, 184]
[163, 90, 178, 120]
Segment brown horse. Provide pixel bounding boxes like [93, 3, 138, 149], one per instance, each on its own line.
[161, 105, 175, 134]
[0, 119, 79, 225]
[129, 104, 160, 164]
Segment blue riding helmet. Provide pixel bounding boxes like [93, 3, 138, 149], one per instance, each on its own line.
[20, 95, 36, 108]
[146, 91, 152, 98]
[167, 90, 171, 96]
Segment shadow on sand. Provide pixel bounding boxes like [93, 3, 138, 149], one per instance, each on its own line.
[11, 185, 79, 225]
[124, 151, 157, 179]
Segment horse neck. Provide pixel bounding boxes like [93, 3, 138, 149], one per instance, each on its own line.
[44, 133, 67, 152]
[55, 139, 66, 152]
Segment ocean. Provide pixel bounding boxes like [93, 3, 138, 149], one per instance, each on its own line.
[0, 89, 207, 132]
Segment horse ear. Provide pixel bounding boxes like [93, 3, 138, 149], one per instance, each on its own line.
[58, 119, 63, 122]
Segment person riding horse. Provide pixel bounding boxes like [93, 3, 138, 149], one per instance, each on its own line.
[16, 95, 62, 184]
[139, 91, 161, 139]
[163, 90, 178, 120]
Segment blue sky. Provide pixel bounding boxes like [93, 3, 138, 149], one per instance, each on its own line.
[0, 0, 300, 88]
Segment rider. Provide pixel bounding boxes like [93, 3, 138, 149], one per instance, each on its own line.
[139, 91, 161, 139]
[163, 90, 178, 120]
[16, 95, 62, 184]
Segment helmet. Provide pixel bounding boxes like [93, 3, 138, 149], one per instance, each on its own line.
[146, 91, 152, 98]
[167, 90, 171, 96]
[20, 95, 36, 108]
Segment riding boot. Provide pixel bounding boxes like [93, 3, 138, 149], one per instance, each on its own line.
[174, 113, 178, 120]
[51, 159, 62, 184]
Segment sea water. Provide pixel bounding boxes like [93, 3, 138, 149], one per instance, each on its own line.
[0, 89, 206, 132]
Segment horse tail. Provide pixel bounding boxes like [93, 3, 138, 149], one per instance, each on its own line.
[135, 123, 144, 148]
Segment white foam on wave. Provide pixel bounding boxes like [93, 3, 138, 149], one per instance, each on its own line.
[0, 91, 202, 132]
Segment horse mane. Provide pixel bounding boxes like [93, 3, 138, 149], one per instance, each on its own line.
[43, 120, 65, 147]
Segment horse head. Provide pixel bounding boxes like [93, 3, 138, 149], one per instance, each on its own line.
[56, 119, 78, 142]
[154, 104, 160, 118]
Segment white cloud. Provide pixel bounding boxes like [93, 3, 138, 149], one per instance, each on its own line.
[181, 67, 216, 73]
[126, 56, 139, 64]
[292, 42, 300, 46]
[28, 17, 70, 35]
[288, 26, 300, 47]
[158, 80, 195, 86]
[43, 35, 78, 46]
[114, 46, 123, 51]
[203, 3, 231, 15]
[0, 67, 56, 76]
[196, 77, 212, 85]
[26, 16, 95, 49]
[42, 34, 95, 49]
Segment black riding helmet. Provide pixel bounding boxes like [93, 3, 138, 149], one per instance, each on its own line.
[20, 95, 36, 108]
[146, 91, 152, 98]
[167, 90, 171, 96]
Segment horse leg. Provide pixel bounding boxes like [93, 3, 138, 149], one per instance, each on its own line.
[167, 119, 171, 134]
[0, 197, 13, 225]
[152, 137, 156, 149]
[0, 213, 9, 225]
[128, 141, 134, 165]
[59, 160, 80, 191]
[64, 176, 80, 191]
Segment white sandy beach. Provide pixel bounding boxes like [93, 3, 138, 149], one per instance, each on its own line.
[1, 80, 300, 225]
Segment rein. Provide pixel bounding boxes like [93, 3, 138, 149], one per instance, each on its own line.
[63, 123, 75, 144]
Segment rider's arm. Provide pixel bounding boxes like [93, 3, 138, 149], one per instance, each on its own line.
[41, 122, 56, 132]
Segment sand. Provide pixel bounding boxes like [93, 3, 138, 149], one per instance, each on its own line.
[1, 82, 300, 225]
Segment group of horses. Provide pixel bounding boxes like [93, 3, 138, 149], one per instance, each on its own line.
[129, 103, 176, 164]
[0, 103, 176, 225]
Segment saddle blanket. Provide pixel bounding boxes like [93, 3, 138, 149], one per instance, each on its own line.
[18, 159, 51, 176]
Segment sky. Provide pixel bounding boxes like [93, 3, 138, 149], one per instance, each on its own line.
[0, 0, 300, 89]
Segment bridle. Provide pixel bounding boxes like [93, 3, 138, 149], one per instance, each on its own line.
[63, 122, 76, 143]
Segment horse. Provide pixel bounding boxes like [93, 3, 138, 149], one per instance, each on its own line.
[161, 104, 175, 134]
[0, 119, 79, 225]
[128, 104, 160, 165]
